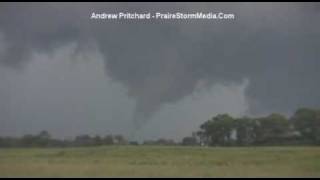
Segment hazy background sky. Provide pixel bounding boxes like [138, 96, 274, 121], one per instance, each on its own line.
[0, 3, 320, 141]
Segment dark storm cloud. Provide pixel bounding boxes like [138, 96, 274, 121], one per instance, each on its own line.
[1, 2, 320, 129]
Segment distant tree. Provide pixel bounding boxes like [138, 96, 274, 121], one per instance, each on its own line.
[254, 113, 290, 145]
[155, 138, 176, 146]
[291, 108, 320, 144]
[0, 137, 18, 147]
[21, 134, 37, 147]
[93, 135, 103, 146]
[74, 135, 93, 146]
[0, 137, 3, 147]
[38, 130, 51, 139]
[181, 136, 198, 146]
[143, 140, 156, 145]
[36, 130, 51, 147]
[103, 135, 114, 145]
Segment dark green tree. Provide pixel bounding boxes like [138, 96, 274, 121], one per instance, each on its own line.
[254, 113, 290, 144]
[198, 114, 235, 146]
[234, 117, 256, 146]
[181, 136, 198, 146]
[291, 108, 320, 144]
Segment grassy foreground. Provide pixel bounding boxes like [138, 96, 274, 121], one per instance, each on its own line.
[0, 146, 319, 177]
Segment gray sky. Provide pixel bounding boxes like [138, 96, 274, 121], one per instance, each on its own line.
[0, 3, 320, 141]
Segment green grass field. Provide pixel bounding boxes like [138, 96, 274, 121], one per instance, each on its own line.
[0, 146, 319, 177]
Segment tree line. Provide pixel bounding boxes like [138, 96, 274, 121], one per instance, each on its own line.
[182, 107, 320, 146]
[0, 107, 319, 148]
[0, 132, 132, 148]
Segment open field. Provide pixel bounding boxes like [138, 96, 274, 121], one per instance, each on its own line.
[0, 146, 319, 177]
